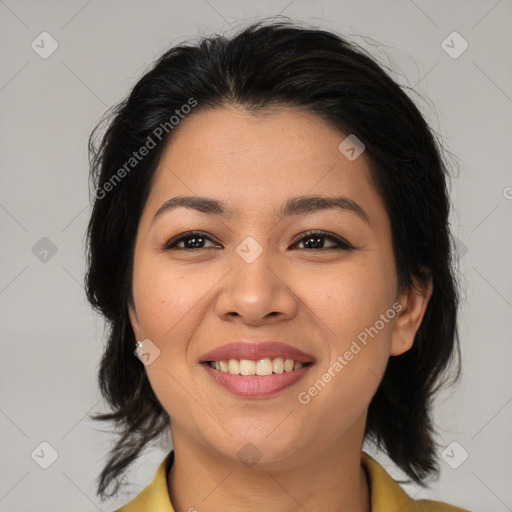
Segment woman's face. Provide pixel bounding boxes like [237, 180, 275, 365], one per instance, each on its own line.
[129, 105, 430, 466]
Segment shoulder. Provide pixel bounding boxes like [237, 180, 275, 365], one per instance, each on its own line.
[114, 450, 175, 512]
[361, 452, 471, 512]
[410, 499, 470, 511]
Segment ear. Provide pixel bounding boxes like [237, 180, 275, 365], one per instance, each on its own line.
[128, 302, 141, 342]
[390, 273, 433, 356]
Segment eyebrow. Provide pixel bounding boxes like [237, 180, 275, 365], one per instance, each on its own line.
[152, 195, 370, 225]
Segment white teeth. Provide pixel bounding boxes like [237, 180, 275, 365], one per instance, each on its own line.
[239, 359, 256, 375]
[256, 358, 273, 376]
[208, 357, 309, 375]
[228, 359, 239, 375]
[272, 357, 284, 373]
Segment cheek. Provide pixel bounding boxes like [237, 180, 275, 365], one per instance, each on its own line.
[300, 259, 397, 339]
[131, 260, 206, 411]
[132, 258, 206, 340]
[298, 259, 396, 397]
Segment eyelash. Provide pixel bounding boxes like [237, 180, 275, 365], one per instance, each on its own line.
[163, 230, 355, 252]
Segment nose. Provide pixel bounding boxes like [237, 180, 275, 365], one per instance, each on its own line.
[214, 245, 298, 326]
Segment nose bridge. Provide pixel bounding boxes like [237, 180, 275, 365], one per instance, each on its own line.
[215, 234, 297, 323]
[235, 237, 275, 293]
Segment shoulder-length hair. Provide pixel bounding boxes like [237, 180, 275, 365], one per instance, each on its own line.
[85, 17, 461, 501]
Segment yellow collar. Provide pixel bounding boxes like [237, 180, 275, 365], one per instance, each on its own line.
[116, 450, 469, 511]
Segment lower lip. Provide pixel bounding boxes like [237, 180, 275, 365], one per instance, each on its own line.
[201, 363, 313, 398]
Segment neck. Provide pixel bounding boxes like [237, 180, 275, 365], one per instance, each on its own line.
[167, 424, 371, 512]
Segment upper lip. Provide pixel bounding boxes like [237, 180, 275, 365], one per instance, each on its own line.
[199, 340, 315, 364]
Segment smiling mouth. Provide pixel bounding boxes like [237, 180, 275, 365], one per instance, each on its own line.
[203, 357, 313, 376]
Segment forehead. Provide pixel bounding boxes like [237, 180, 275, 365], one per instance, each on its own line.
[144, 105, 383, 220]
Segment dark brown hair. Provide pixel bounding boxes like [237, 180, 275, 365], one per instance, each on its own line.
[85, 17, 461, 501]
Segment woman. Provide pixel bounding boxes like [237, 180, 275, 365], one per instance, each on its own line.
[85, 18, 470, 512]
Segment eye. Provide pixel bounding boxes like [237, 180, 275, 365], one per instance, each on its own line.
[163, 231, 219, 250]
[162, 230, 355, 251]
[291, 230, 354, 251]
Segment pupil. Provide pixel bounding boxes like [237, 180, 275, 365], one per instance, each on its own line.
[186, 236, 203, 248]
[304, 236, 323, 249]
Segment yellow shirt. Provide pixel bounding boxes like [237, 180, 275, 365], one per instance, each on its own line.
[116, 450, 470, 511]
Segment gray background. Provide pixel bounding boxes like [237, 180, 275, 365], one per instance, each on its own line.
[1, 1, 511, 511]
